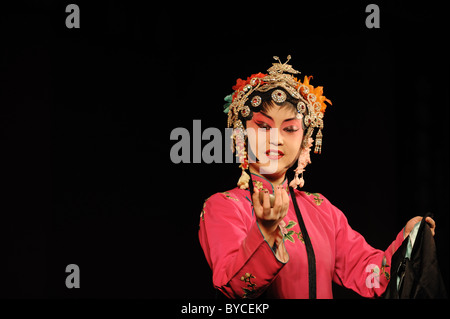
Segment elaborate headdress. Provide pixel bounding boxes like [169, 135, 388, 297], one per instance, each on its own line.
[223, 55, 332, 189]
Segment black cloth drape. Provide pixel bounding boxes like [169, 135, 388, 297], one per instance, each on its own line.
[384, 214, 447, 299]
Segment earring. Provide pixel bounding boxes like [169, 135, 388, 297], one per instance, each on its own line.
[289, 136, 314, 189]
[290, 169, 305, 189]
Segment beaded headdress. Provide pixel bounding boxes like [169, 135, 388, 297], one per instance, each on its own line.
[223, 55, 332, 189]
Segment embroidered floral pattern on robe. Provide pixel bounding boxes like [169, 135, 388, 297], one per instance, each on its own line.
[198, 173, 405, 298]
[240, 273, 257, 298]
[200, 196, 212, 221]
[280, 220, 304, 244]
[381, 256, 390, 280]
[222, 191, 239, 201]
[253, 180, 263, 191]
[304, 192, 324, 205]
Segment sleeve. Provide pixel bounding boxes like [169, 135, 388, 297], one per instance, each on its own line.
[329, 200, 405, 298]
[198, 193, 289, 299]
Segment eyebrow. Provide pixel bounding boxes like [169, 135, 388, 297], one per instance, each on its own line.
[259, 111, 298, 123]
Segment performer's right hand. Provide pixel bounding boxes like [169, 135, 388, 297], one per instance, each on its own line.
[252, 185, 289, 245]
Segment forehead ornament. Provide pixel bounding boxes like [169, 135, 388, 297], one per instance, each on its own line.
[271, 89, 287, 103]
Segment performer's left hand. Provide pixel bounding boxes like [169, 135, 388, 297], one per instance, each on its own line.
[404, 216, 436, 238]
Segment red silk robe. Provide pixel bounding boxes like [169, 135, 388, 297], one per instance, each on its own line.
[198, 173, 404, 299]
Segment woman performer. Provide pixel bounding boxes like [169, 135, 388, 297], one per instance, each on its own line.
[198, 56, 436, 299]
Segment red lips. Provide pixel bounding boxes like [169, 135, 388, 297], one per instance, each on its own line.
[265, 149, 284, 160]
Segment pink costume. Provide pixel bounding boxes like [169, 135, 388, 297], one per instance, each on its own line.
[198, 173, 405, 299]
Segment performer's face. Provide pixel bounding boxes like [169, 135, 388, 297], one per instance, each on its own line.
[246, 103, 303, 181]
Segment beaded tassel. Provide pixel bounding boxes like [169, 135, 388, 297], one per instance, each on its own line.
[314, 129, 322, 154]
[233, 120, 250, 189]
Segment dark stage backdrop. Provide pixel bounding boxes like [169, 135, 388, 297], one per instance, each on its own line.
[1, 1, 448, 299]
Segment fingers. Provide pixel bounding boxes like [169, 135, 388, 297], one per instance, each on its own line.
[253, 185, 290, 223]
[272, 185, 289, 220]
[252, 188, 273, 220]
[252, 188, 262, 210]
[280, 186, 289, 218]
[273, 185, 282, 212]
[425, 216, 435, 228]
[425, 217, 436, 236]
[252, 187, 273, 218]
[262, 189, 271, 214]
[405, 216, 437, 238]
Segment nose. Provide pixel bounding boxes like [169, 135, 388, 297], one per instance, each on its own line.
[269, 128, 283, 146]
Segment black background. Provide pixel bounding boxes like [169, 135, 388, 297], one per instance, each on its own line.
[1, 1, 448, 300]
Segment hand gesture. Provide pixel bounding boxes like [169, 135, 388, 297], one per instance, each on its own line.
[252, 185, 290, 246]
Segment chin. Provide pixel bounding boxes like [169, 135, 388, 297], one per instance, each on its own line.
[258, 163, 288, 178]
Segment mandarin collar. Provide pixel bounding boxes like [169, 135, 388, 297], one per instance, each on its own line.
[250, 173, 289, 195]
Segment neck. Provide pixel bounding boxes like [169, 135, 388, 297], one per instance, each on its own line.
[249, 166, 286, 186]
